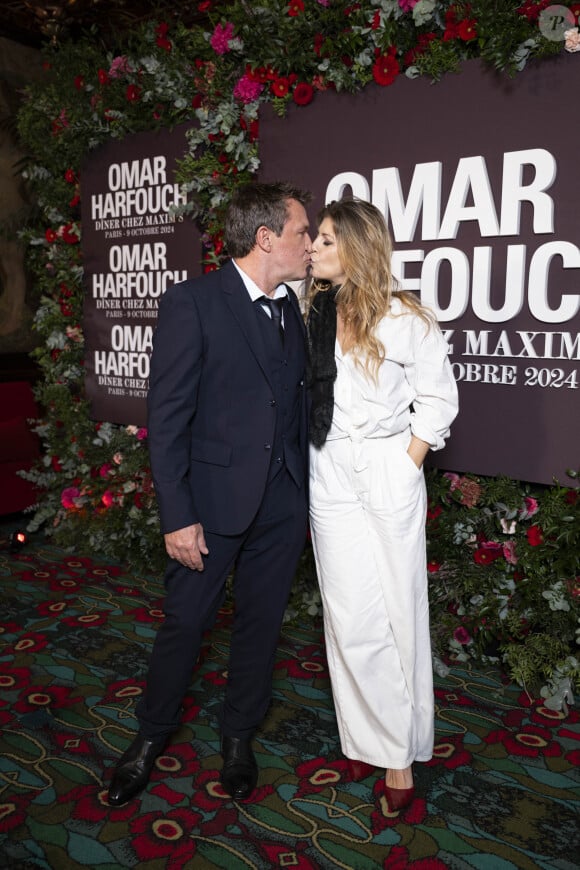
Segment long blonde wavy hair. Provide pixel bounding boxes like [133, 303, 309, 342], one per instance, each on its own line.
[309, 198, 433, 381]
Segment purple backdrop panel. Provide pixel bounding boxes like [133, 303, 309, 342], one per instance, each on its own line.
[258, 56, 580, 484]
[81, 123, 199, 426]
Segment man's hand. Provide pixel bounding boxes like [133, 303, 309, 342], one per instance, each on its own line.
[164, 523, 209, 571]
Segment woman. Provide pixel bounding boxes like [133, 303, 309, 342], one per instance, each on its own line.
[307, 198, 458, 811]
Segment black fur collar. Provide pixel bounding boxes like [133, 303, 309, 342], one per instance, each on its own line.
[307, 287, 338, 447]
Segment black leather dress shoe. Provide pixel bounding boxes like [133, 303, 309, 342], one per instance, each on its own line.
[220, 736, 258, 800]
[107, 734, 165, 806]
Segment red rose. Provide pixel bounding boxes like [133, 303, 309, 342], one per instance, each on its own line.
[64, 168, 76, 183]
[198, 1, 211, 11]
[271, 77, 290, 97]
[126, 84, 141, 102]
[427, 561, 441, 573]
[474, 548, 501, 565]
[454, 626, 471, 645]
[155, 25, 172, 52]
[45, 228, 57, 243]
[458, 18, 477, 41]
[287, 0, 305, 16]
[517, 0, 550, 23]
[526, 525, 544, 547]
[372, 52, 400, 87]
[74, 75, 84, 90]
[293, 82, 314, 106]
[61, 223, 79, 244]
[97, 68, 109, 85]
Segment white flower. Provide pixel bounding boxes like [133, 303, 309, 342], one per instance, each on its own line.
[413, 0, 436, 27]
[564, 27, 580, 53]
[500, 518, 517, 535]
[542, 581, 571, 612]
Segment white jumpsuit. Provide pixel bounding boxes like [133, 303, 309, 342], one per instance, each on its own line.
[309, 300, 458, 768]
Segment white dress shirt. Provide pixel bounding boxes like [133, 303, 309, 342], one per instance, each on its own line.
[328, 297, 458, 451]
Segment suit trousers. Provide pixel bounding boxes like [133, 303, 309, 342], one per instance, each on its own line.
[136, 467, 308, 741]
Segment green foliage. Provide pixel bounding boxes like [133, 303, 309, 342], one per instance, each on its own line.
[13, 1, 580, 698]
[424, 469, 580, 696]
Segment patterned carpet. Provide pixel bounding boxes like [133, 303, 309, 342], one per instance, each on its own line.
[1, 522, 579, 869]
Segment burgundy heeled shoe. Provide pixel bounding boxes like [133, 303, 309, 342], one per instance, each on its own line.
[383, 784, 415, 812]
[347, 759, 375, 781]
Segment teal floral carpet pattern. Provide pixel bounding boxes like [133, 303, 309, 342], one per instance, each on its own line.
[1, 527, 579, 869]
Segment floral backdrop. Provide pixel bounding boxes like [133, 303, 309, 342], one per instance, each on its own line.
[14, 0, 579, 704]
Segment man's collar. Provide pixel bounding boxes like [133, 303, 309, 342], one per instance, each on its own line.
[232, 259, 288, 302]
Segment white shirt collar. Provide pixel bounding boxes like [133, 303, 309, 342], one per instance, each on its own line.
[232, 259, 289, 302]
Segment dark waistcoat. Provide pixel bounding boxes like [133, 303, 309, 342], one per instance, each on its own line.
[255, 301, 306, 485]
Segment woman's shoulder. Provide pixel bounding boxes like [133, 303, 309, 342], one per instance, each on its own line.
[385, 292, 419, 322]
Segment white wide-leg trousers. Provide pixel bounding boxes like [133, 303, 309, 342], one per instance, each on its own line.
[309, 429, 434, 769]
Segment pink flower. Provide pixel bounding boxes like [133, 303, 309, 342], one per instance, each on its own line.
[502, 540, 518, 565]
[108, 56, 132, 78]
[565, 27, 580, 52]
[102, 490, 114, 508]
[317, 0, 329, 5]
[99, 464, 112, 478]
[210, 22, 235, 55]
[136, 428, 148, 440]
[481, 540, 502, 552]
[454, 626, 471, 645]
[61, 487, 81, 509]
[233, 74, 263, 103]
[112, 452, 123, 465]
[398, 0, 419, 10]
[520, 496, 539, 519]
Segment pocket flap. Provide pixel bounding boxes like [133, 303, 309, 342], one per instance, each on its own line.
[190, 437, 232, 467]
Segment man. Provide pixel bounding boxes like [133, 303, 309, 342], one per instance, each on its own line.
[108, 181, 312, 806]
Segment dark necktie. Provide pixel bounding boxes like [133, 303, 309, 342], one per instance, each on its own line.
[257, 296, 285, 344]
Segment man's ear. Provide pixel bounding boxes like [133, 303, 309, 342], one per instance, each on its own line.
[256, 225, 272, 253]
